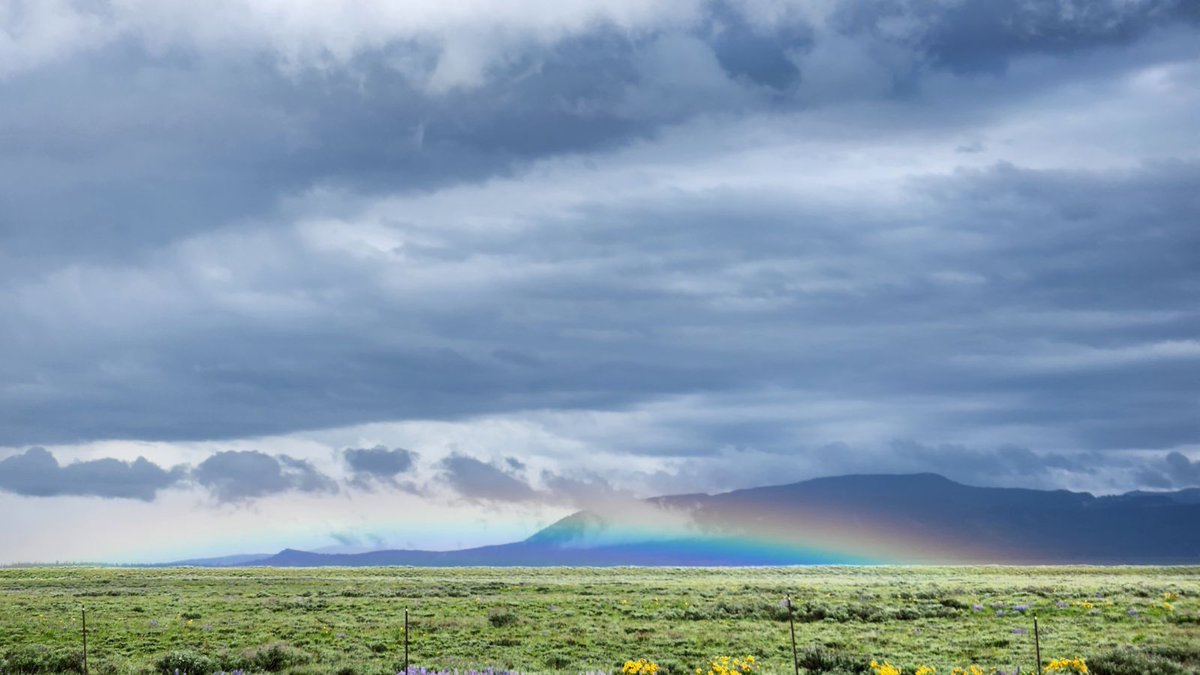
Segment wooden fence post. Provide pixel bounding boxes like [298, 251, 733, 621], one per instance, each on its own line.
[81, 607, 88, 675]
[787, 596, 799, 675]
[1033, 614, 1042, 674]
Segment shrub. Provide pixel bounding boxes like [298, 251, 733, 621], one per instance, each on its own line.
[487, 608, 517, 628]
[1087, 647, 1200, 675]
[713, 599, 790, 621]
[649, 659, 689, 675]
[154, 650, 215, 675]
[1147, 647, 1200, 666]
[5, 645, 84, 674]
[796, 648, 871, 675]
[239, 643, 311, 672]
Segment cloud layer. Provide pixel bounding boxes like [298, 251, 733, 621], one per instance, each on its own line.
[1, 0, 1198, 561]
[1, 441, 1196, 510]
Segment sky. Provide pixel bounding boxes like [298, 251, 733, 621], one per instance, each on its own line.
[1, 0, 1199, 564]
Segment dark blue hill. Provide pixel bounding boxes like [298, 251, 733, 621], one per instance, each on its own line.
[176, 474, 1199, 566]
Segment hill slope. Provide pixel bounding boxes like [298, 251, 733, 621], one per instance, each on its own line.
[205, 474, 1199, 566]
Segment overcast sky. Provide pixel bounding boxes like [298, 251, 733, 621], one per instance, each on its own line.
[2, 0, 1199, 563]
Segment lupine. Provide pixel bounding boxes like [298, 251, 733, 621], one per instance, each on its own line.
[398, 662, 525, 667]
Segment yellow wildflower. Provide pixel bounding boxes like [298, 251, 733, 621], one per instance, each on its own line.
[870, 660, 902, 675]
[916, 667, 936, 675]
[701, 656, 756, 675]
[1044, 658, 1088, 673]
[623, 659, 659, 675]
[623, 659, 658, 675]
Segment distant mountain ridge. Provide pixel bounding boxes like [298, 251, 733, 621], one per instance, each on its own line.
[163, 474, 1200, 567]
[157, 553, 274, 567]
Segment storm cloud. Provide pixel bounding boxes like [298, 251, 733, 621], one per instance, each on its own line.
[343, 446, 416, 488]
[0, 447, 184, 500]
[192, 451, 338, 502]
[1, 0, 1199, 526]
[439, 455, 541, 504]
[1137, 451, 1200, 489]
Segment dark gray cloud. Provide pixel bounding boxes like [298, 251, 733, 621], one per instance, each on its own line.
[641, 438, 1190, 498]
[0, 447, 184, 500]
[192, 451, 337, 502]
[2, 156, 1197, 461]
[0, 0, 1197, 496]
[6, 1, 1193, 267]
[888, 441, 1101, 484]
[539, 470, 635, 510]
[436, 457, 637, 507]
[833, 0, 1199, 75]
[438, 455, 539, 503]
[0, 24, 772, 266]
[343, 446, 416, 487]
[1138, 451, 1200, 488]
[0, 447, 342, 503]
[1164, 451, 1200, 486]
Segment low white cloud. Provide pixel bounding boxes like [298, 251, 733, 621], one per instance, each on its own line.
[0, 0, 116, 76]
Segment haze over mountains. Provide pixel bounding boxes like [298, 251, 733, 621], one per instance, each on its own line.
[168, 474, 1200, 566]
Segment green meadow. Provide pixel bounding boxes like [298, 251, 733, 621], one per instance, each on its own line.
[1, 566, 1197, 675]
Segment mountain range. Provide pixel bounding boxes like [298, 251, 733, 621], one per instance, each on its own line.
[166, 474, 1200, 566]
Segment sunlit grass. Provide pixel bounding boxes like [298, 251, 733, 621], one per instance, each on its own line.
[0, 566, 1196, 674]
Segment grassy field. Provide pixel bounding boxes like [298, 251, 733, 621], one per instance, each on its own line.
[0, 566, 1197, 675]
